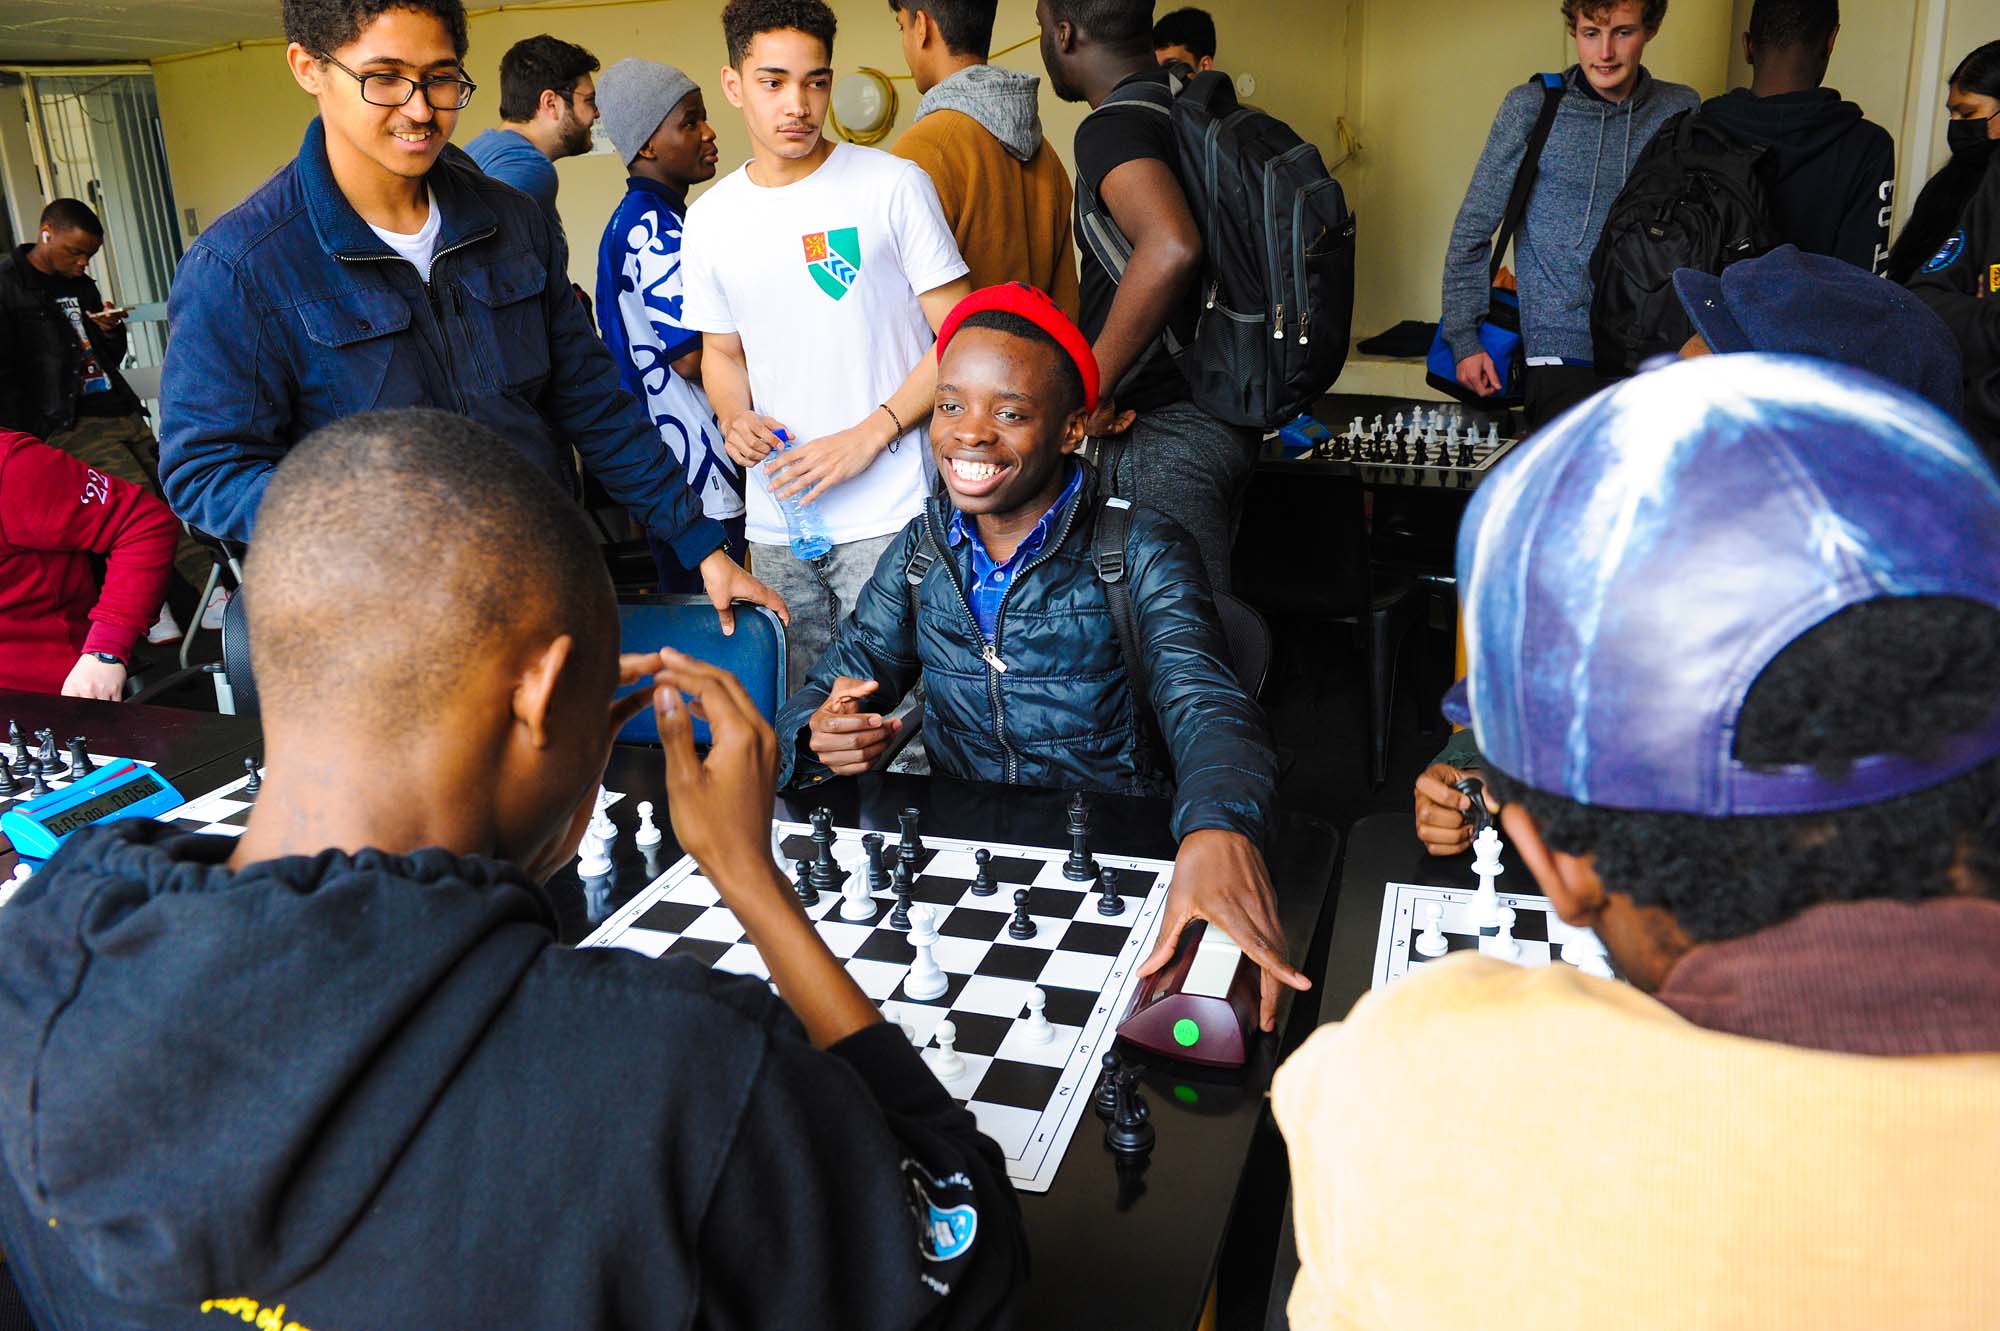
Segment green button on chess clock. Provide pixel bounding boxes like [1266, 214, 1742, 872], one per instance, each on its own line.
[1172, 1018, 1201, 1047]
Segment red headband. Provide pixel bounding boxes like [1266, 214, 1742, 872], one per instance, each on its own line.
[934, 282, 1100, 414]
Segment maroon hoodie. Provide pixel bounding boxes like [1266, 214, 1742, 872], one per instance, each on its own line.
[0, 430, 176, 691]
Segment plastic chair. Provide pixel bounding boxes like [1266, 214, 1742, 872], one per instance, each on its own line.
[615, 595, 787, 745]
[125, 580, 257, 716]
[1213, 589, 1273, 699]
[1230, 459, 1423, 787]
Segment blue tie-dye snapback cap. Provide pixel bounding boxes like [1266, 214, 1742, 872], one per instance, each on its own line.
[1442, 354, 2000, 816]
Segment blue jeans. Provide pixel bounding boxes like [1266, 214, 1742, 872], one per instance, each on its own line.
[749, 532, 901, 694]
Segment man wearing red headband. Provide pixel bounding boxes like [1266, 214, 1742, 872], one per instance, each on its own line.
[774, 284, 1307, 1029]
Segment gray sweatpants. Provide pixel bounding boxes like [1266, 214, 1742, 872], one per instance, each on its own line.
[1094, 397, 1259, 592]
[751, 532, 901, 694]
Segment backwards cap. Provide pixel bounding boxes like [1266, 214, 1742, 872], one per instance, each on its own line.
[1446, 354, 2000, 817]
[936, 283, 1100, 414]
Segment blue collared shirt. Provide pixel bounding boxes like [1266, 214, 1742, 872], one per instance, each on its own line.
[944, 462, 1085, 639]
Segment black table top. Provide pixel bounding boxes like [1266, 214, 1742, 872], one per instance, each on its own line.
[1320, 811, 1530, 1026]
[551, 748, 1342, 1331]
[0, 692, 263, 866]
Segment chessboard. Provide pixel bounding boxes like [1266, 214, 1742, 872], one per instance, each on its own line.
[1305, 409, 1520, 474]
[0, 739, 150, 819]
[579, 815, 1175, 1192]
[1372, 879, 1613, 989]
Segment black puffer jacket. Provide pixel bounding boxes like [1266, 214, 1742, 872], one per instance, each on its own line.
[1910, 154, 2000, 457]
[0, 246, 134, 439]
[777, 464, 1277, 845]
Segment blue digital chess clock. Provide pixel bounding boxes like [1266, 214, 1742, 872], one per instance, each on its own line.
[1, 760, 184, 862]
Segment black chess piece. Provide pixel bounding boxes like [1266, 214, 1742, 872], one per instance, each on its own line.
[1063, 791, 1095, 882]
[67, 738, 95, 778]
[1452, 776, 1493, 836]
[863, 832, 888, 894]
[970, 847, 996, 896]
[898, 807, 923, 865]
[794, 857, 818, 907]
[809, 808, 837, 899]
[36, 730, 66, 779]
[0, 760, 16, 797]
[1096, 865, 1123, 917]
[7, 722, 29, 776]
[1007, 887, 1037, 940]
[1104, 1068, 1155, 1156]
[27, 759, 50, 798]
[889, 859, 914, 931]
[242, 757, 262, 797]
[1093, 1050, 1122, 1120]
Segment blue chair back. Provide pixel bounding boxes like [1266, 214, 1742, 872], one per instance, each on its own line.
[615, 596, 788, 744]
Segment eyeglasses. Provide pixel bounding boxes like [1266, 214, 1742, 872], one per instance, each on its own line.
[319, 53, 476, 110]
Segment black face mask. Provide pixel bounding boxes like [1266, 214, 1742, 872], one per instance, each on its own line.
[1948, 114, 1995, 157]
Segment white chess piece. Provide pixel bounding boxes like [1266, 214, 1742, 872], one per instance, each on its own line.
[1415, 900, 1449, 957]
[1484, 907, 1521, 961]
[1564, 930, 1615, 978]
[904, 904, 948, 1000]
[589, 789, 617, 845]
[1392, 411, 1404, 435]
[883, 1004, 918, 1044]
[0, 862, 30, 908]
[1469, 826, 1506, 929]
[1487, 421, 1500, 447]
[930, 1019, 967, 1082]
[577, 826, 612, 878]
[1022, 987, 1056, 1045]
[633, 800, 663, 848]
[839, 859, 875, 921]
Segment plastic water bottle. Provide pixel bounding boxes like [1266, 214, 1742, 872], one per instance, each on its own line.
[768, 428, 832, 560]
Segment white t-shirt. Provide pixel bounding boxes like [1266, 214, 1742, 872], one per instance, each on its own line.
[367, 192, 443, 282]
[679, 144, 969, 546]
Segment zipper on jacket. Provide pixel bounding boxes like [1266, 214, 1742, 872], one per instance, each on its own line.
[337, 231, 487, 416]
[983, 492, 1087, 785]
[920, 508, 1020, 779]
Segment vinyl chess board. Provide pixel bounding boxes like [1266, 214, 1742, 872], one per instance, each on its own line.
[1305, 431, 1520, 474]
[1372, 880, 1613, 989]
[580, 819, 1176, 1192]
[0, 748, 138, 820]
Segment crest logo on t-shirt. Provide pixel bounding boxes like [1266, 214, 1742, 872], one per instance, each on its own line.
[802, 228, 862, 301]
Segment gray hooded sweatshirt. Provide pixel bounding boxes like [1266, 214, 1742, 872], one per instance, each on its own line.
[916, 63, 1044, 162]
[1442, 65, 1700, 365]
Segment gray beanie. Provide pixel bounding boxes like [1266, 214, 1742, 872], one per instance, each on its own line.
[596, 57, 700, 166]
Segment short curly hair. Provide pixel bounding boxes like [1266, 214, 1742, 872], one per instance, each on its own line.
[282, 0, 469, 60]
[1561, 0, 1668, 32]
[722, 0, 837, 68]
[1483, 597, 2000, 943]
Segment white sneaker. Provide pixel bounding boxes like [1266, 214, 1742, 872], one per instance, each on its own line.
[147, 603, 183, 645]
[200, 586, 233, 632]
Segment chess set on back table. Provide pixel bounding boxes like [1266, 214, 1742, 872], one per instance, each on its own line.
[581, 794, 1256, 1191]
[1307, 407, 1520, 473]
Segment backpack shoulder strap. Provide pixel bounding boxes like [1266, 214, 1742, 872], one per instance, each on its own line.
[1092, 496, 1164, 772]
[903, 527, 940, 625]
[1491, 72, 1568, 281]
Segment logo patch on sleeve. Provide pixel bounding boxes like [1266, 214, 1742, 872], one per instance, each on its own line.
[1989, 262, 1999, 294]
[1923, 229, 1965, 273]
[901, 1159, 978, 1265]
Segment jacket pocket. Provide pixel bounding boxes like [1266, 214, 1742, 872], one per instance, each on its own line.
[455, 251, 550, 398]
[295, 287, 414, 417]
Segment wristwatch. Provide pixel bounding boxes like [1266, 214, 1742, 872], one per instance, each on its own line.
[87, 651, 125, 667]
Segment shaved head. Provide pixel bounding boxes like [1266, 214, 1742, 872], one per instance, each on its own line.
[247, 408, 614, 726]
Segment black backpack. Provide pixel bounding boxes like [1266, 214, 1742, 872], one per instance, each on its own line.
[1587, 108, 1779, 375]
[1075, 69, 1356, 429]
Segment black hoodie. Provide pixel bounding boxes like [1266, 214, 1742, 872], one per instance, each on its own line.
[1699, 87, 1896, 273]
[0, 820, 1027, 1329]
[1910, 154, 2000, 459]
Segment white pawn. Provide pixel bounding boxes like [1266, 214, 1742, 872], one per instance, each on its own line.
[633, 800, 663, 847]
[1414, 900, 1448, 957]
[904, 904, 948, 1001]
[883, 1004, 918, 1045]
[1022, 987, 1055, 1045]
[1484, 907, 1521, 961]
[1469, 825, 1506, 929]
[930, 1019, 966, 1082]
[577, 826, 612, 878]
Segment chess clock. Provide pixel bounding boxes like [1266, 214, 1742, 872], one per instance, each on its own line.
[1117, 920, 1260, 1068]
[1, 761, 185, 862]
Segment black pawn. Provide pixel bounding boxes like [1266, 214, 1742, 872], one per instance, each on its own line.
[1007, 887, 1037, 940]
[794, 857, 818, 907]
[1063, 791, 1096, 882]
[36, 730, 65, 779]
[970, 847, 996, 896]
[67, 738, 95, 778]
[1093, 1050, 1121, 1120]
[1105, 1069, 1155, 1156]
[1096, 865, 1123, 917]
[0, 760, 17, 797]
[27, 758, 50, 798]
[889, 859, 914, 931]
[7, 722, 28, 776]
[242, 757, 262, 797]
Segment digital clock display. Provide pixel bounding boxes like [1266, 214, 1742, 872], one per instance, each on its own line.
[41, 770, 167, 837]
